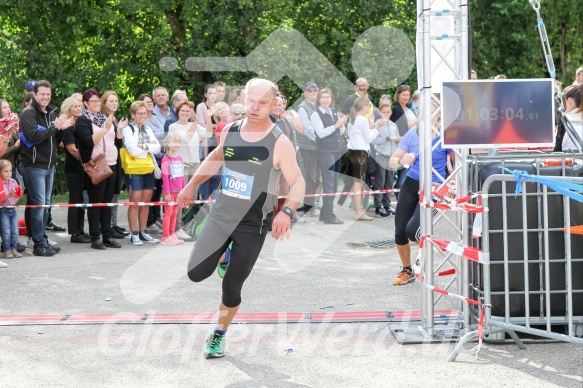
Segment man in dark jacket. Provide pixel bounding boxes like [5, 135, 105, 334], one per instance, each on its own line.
[19, 80, 71, 256]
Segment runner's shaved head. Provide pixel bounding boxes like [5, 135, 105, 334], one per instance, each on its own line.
[245, 78, 277, 99]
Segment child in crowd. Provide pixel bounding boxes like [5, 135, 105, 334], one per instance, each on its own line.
[160, 133, 185, 245]
[0, 159, 23, 259]
[371, 102, 401, 217]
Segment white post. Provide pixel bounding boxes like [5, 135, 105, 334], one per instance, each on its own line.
[420, 0, 435, 336]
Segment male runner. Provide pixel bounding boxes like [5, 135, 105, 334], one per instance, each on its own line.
[177, 78, 305, 359]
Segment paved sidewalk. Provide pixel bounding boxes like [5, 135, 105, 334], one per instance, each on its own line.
[0, 205, 581, 387]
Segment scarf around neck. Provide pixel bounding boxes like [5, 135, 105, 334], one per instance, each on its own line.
[81, 108, 107, 128]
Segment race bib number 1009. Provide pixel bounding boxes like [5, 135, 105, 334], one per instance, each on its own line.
[221, 166, 254, 200]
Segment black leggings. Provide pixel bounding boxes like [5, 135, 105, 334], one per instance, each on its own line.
[394, 176, 421, 245]
[187, 218, 266, 308]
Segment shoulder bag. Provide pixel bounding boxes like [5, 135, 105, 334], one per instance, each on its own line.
[120, 123, 155, 175]
[120, 147, 155, 175]
[83, 138, 113, 185]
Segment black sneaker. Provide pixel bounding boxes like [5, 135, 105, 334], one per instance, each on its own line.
[112, 225, 130, 236]
[33, 247, 56, 257]
[16, 242, 26, 253]
[109, 229, 126, 239]
[103, 238, 122, 248]
[375, 206, 390, 217]
[71, 234, 91, 243]
[49, 246, 61, 254]
[46, 222, 66, 232]
[91, 240, 107, 250]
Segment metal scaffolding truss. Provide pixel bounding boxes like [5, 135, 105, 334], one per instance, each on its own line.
[416, 0, 470, 336]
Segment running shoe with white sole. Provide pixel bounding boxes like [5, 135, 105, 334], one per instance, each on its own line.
[129, 234, 143, 246]
[203, 332, 226, 359]
[160, 236, 179, 245]
[170, 235, 184, 244]
[139, 231, 160, 244]
[174, 229, 191, 240]
[392, 267, 415, 286]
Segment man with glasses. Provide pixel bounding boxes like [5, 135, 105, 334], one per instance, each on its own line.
[337, 78, 377, 209]
[340, 78, 375, 121]
[296, 82, 321, 217]
[230, 103, 245, 120]
[19, 80, 72, 256]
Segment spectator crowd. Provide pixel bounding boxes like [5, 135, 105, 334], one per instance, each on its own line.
[1, 67, 581, 271]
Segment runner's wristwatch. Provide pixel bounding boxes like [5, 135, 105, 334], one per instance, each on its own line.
[280, 206, 294, 218]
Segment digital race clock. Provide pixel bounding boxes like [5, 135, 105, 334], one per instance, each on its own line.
[442, 79, 555, 148]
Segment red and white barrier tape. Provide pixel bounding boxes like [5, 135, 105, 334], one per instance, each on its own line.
[1, 200, 211, 209]
[438, 268, 456, 277]
[416, 270, 487, 356]
[424, 237, 490, 265]
[420, 188, 487, 214]
[1, 188, 402, 209]
[430, 201, 488, 214]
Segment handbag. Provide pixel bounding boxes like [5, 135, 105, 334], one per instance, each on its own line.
[83, 139, 113, 185]
[120, 147, 154, 174]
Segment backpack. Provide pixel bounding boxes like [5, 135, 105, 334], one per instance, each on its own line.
[181, 203, 211, 241]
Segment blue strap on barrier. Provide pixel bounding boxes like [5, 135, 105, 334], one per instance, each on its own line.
[500, 167, 583, 203]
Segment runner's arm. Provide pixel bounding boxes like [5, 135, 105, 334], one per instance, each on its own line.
[176, 122, 233, 207]
[271, 135, 305, 240]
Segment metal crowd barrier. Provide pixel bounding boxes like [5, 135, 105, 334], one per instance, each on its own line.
[449, 154, 583, 361]
[480, 174, 582, 340]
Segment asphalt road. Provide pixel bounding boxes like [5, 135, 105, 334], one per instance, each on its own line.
[0, 204, 581, 387]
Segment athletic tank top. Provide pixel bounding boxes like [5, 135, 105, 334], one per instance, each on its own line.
[209, 121, 283, 234]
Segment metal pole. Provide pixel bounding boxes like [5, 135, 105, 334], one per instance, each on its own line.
[458, 0, 471, 331]
[420, 0, 435, 336]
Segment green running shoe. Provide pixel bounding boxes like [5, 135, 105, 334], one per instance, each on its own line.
[217, 244, 232, 279]
[203, 333, 226, 359]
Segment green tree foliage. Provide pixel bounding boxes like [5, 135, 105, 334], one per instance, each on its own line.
[470, 0, 582, 83]
[0, 0, 416, 112]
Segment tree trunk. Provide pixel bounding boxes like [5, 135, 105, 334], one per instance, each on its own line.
[165, 7, 186, 47]
[560, 23, 566, 78]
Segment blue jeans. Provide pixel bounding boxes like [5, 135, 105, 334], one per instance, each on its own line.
[21, 164, 54, 249]
[199, 175, 220, 200]
[0, 208, 19, 251]
[316, 151, 341, 221]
